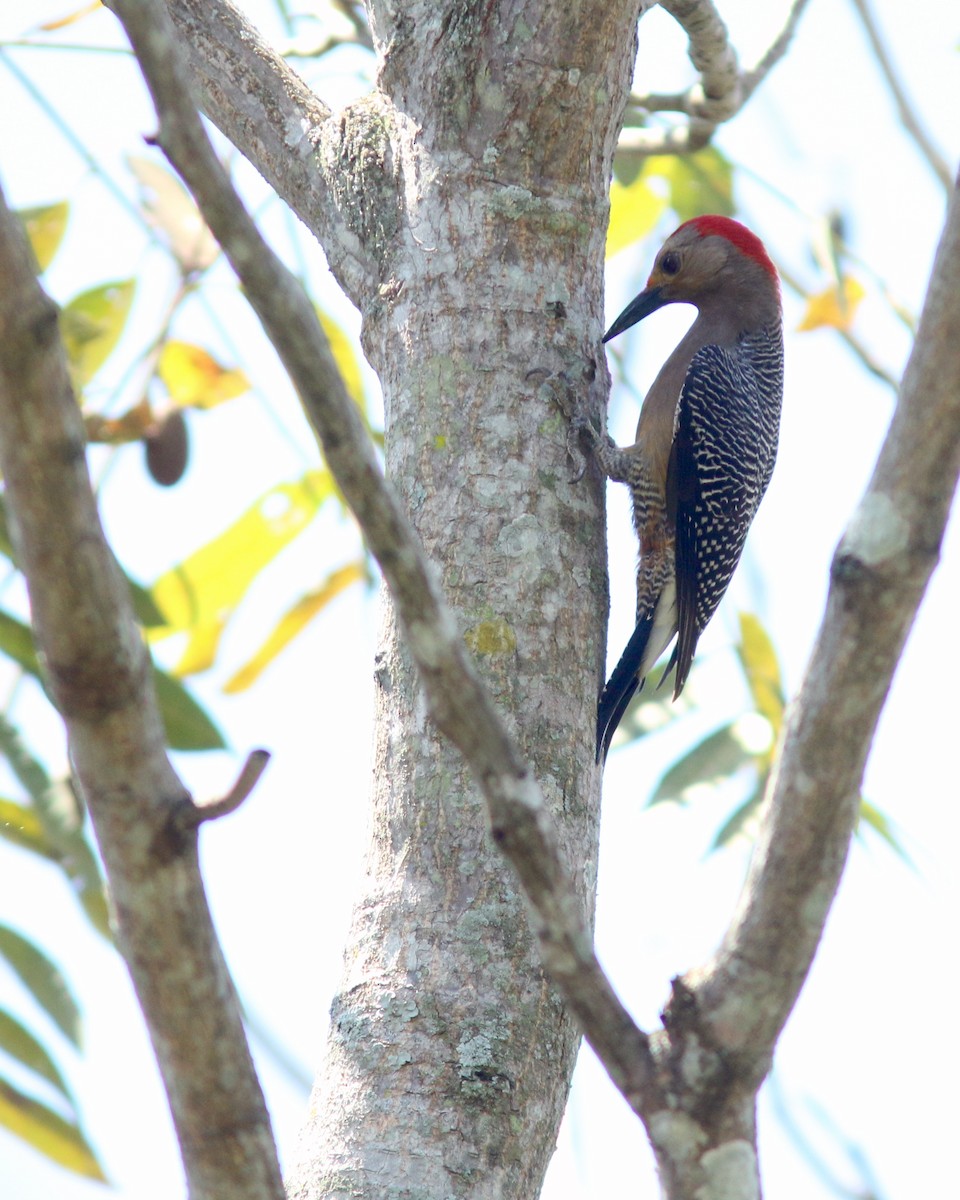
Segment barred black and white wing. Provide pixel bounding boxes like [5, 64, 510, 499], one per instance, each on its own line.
[666, 326, 784, 694]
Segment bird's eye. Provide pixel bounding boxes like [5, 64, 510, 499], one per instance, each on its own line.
[660, 251, 681, 276]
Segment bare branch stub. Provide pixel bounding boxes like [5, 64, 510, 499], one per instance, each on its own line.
[847, 0, 953, 191]
[186, 748, 272, 828]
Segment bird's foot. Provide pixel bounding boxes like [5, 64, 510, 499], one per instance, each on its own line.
[526, 368, 599, 483]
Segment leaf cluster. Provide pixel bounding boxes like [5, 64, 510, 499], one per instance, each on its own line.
[2, 143, 375, 1185]
[613, 613, 907, 859]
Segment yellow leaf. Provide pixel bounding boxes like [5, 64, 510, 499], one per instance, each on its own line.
[645, 148, 734, 222]
[150, 471, 334, 636]
[158, 341, 250, 410]
[606, 175, 667, 259]
[224, 561, 366, 693]
[174, 617, 229, 677]
[38, 2, 102, 31]
[317, 311, 367, 413]
[736, 613, 785, 733]
[18, 201, 69, 272]
[60, 278, 136, 388]
[128, 156, 219, 273]
[797, 277, 865, 332]
[0, 1078, 106, 1181]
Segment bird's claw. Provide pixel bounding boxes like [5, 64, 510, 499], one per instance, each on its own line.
[527, 368, 599, 482]
[567, 415, 603, 482]
[566, 428, 587, 483]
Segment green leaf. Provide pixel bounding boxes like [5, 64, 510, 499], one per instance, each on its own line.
[797, 277, 866, 333]
[224, 560, 366, 693]
[0, 797, 54, 859]
[157, 341, 250, 410]
[127, 577, 167, 629]
[736, 612, 786, 732]
[45, 816, 113, 943]
[0, 609, 41, 677]
[317, 312, 368, 415]
[128, 155, 218, 273]
[645, 147, 735, 222]
[0, 717, 112, 940]
[0, 926, 81, 1048]
[77, 888, 112, 942]
[0, 606, 222, 752]
[649, 722, 753, 806]
[0, 1077, 106, 1181]
[0, 498, 14, 561]
[0, 500, 164, 630]
[150, 471, 335, 676]
[60, 278, 136, 388]
[0, 713, 51, 807]
[17, 201, 69, 273]
[858, 798, 912, 863]
[711, 779, 768, 849]
[153, 668, 226, 751]
[0, 1009, 73, 1102]
[151, 471, 334, 633]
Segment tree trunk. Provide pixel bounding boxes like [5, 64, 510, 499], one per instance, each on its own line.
[288, 4, 642, 1195]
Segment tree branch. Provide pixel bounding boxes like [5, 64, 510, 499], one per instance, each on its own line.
[0, 190, 283, 1200]
[621, 0, 811, 157]
[658, 0, 741, 119]
[692, 166, 960, 1079]
[151, 0, 379, 303]
[110, 0, 660, 1119]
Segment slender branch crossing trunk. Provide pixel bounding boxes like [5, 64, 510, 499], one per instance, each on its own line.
[288, 5, 643, 1195]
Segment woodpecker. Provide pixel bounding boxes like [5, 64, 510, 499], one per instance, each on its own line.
[585, 215, 783, 762]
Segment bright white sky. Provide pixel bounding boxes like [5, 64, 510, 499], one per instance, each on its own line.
[0, 2, 958, 1198]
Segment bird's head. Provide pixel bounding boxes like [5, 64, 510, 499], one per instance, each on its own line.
[603, 215, 779, 343]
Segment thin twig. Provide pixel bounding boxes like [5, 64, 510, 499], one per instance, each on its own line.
[741, 0, 812, 99]
[847, 0, 952, 192]
[776, 260, 901, 392]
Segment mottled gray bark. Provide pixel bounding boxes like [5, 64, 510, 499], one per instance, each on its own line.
[150, 0, 643, 1194]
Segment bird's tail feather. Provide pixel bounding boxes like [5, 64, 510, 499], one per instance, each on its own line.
[596, 613, 654, 763]
[597, 580, 678, 763]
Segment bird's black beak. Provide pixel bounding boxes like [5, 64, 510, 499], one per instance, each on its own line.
[602, 285, 668, 343]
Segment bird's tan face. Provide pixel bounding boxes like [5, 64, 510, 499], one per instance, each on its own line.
[644, 227, 732, 303]
[603, 219, 779, 343]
